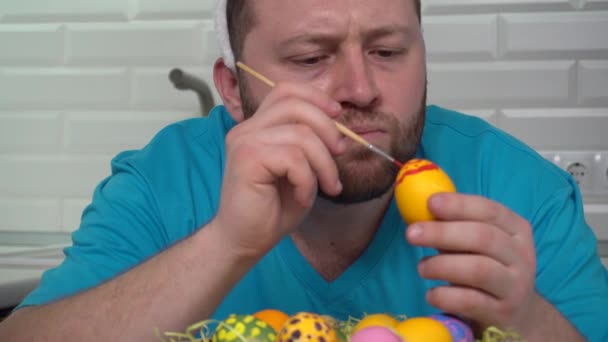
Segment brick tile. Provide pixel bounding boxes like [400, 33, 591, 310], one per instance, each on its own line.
[499, 108, 608, 149]
[424, 0, 575, 15]
[0, 0, 129, 22]
[134, 0, 214, 20]
[66, 21, 218, 65]
[579, 61, 608, 106]
[424, 15, 498, 61]
[0, 24, 63, 65]
[0, 197, 61, 232]
[500, 12, 608, 59]
[0, 68, 130, 109]
[65, 111, 194, 154]
[0, 156, 111, 197]
[427, 61, 575, 108]
[0, 112, 62, 153]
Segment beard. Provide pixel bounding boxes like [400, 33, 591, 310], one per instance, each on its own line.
[239, 75, 427, 205]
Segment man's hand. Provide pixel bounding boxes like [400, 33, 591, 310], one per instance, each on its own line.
[210, 83, 346, 260]
[405, 193, 541, 335]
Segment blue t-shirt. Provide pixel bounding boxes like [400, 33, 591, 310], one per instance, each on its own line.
[18, 105, 608, 340]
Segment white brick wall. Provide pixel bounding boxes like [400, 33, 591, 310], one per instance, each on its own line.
[0, 1, 607, 251]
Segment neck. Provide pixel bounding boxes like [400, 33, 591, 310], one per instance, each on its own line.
[289, 189, 394, 280]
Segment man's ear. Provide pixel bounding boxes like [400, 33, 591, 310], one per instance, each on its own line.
[213, 58, 245, 122]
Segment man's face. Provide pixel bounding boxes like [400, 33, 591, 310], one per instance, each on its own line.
[238, 0, 427, 204]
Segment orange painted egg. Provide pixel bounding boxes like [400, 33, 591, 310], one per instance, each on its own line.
[253, 309, 290, 333]
[395, 159, 456, 224]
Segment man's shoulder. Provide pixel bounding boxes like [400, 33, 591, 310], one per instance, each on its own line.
[95, 106, 236, 244]
[422, 105, 549, 166]
[101, 106, 236, 222]
[424, 105, 501, 141]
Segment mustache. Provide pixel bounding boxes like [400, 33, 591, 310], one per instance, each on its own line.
[336, 106, 396, 128]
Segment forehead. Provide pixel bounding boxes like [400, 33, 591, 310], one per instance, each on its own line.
[248, 0, 419, 38]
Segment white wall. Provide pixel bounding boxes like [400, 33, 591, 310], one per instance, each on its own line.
[0, 1, 607, 246]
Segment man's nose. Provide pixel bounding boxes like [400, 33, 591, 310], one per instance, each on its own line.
[331, 53, 380, 109]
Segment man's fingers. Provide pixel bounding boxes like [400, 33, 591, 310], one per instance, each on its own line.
[240, 143, 318, 207]
[406, 221, 517, 266]
[428, 193, 530, 237]
[255, 124, 342, 197]
[425, 285, 505, 329]
[419, 254, 512, 299]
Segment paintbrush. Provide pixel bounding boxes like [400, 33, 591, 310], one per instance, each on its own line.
[236, 61, 404, 168]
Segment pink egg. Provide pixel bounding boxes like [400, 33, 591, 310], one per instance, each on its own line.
[430, 314, 474, 342]
[350, 326, 403, 342]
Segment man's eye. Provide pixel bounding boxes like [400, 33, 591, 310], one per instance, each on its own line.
[374, 49, 404, 58]
[296, 56, 326, 65]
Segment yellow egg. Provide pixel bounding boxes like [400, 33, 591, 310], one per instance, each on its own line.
[277, 312, 338, 342]
[353, 313, 400, 333]
[394, 159, 456, 224]
[394, 317, 453, 342]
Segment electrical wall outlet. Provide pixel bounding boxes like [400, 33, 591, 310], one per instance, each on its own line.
[566, 161, 589, 187]
[540, 151, 608, 203]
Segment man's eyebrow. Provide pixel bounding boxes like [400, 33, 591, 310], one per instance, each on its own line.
[277, 25, 416, 50]
[363, 24, 416, 42]
[277, 32, 343, 50]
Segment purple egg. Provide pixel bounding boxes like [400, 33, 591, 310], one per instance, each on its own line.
[430, 314, 474, 342]
[350, 326, 403, 342]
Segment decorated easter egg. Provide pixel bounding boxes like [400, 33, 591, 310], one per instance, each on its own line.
[350, 326, 403, 342]
[213, 314, 276, 342]
[394, 317, 452, 342]
[394, 159, 456, 224]
[430, 314, 474, 342]
[253, 309, 290, 333]
[277, 312, 338, 342]
[353, 313, 400, 333]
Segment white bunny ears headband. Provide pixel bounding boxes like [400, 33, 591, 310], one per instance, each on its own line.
[214, 0, 236, 71]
